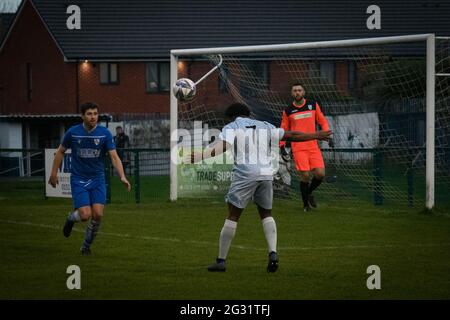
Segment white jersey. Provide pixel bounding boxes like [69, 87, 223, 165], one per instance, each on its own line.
[219, 117, 285, 181]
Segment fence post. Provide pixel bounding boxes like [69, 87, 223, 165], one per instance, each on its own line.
[134, 150, 141, 204]
[373, 148, 383, 206]
[105, 156, 111, 204]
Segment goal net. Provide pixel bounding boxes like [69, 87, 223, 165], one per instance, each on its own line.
[171, 34, 450, 209]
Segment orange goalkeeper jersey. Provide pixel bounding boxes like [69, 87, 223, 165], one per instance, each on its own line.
[280, 99, 330, 151]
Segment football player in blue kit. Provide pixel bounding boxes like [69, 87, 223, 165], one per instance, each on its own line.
[49, 102, 131, 255]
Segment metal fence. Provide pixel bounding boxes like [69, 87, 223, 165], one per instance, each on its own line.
[0, 148, 170, 203]
[106, 148, 170, 203]
[0, 148, 45, 177]
[0, 147, 449, 207]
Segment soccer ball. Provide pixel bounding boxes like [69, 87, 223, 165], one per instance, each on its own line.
[173, 78, 196, 102]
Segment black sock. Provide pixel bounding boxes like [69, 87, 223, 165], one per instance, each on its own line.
[309, 177, 323, 194]
[300, 182, 310, 207]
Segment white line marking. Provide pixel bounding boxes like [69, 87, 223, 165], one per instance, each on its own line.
[2, 218, 450, 252]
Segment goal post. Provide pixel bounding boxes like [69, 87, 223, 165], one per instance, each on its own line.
[170, 34, 445, 209]
[170, 53, 178, 201]
[426, 35, 435, 209]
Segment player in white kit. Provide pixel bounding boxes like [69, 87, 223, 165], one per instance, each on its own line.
[189, 103, 331, 272]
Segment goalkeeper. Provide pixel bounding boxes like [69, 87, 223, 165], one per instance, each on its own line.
[280, 83, 333, 212]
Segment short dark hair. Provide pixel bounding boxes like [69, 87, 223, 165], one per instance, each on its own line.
[80, 102, 99, 115]
[291, 82, 304, 88]
[116, 126, 123, 130]
[224, 103, 251, 119]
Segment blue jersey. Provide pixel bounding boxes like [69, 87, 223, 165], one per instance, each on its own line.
[61, 124, 115, 179]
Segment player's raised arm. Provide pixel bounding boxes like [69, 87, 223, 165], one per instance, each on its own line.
[48, 145, 67, 188]
[204, 140, 230, 159]
[189, 139, 231, 163]
[282, 130, 332, 142]
[108, 149, 131, 191]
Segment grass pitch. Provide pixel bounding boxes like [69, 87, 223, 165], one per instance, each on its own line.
[0, 179, 450, 299]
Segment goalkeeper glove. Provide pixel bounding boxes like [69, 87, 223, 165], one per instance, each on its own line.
[328, 138, 335, 149]
[280, 145, 292, 162]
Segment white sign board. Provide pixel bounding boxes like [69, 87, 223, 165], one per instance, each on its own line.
[45, 148, 72, 198]
[323, 112, 379, 162]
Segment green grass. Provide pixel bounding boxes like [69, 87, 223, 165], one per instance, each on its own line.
[1, 179, 450, 299]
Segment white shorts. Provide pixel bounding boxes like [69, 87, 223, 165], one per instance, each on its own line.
[225, 179, 273, 210]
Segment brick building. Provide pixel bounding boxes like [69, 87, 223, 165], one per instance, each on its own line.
[0, 0, 448, 150]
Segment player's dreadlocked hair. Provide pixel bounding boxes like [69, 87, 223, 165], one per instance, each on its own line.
[224, 103, 251, 119]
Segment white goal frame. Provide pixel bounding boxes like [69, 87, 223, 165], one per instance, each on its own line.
[170, 34, 436, 209]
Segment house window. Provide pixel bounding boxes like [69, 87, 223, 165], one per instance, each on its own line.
[240, 61, 269, 97]
[99, 63, 119, 85]
[26, 62, 32, 101]
[319, 61, 335, 84]
[146, 62, 170, 93]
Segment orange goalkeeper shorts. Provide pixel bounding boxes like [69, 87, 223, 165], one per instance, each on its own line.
[293, 149, 325, 171]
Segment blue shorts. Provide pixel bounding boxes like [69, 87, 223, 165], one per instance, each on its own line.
[70, 176, 106, 209]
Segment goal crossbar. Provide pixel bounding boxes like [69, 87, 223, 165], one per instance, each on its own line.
[171, 34, 433, 56]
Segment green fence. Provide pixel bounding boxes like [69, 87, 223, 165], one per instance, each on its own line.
[318, 146, 450, 208]
[0, 148, 46, 177]
[0, 147, 449, 208]
[105, 148, 170, 203]
[317, 147, 415, 207]
[0, 148, 170, 204]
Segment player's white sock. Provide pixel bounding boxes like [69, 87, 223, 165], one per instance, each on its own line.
[68, 210, 81, 222]
[218, 219, 237, 260]
[262, 217, 277, 253]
